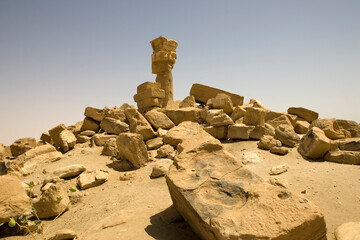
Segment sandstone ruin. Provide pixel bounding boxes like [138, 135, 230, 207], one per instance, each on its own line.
[1, 37, 360, 240]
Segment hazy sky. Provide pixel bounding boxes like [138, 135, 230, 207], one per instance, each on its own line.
[0, 0, 359, 145]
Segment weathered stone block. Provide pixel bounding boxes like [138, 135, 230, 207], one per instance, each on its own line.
[116, 133, 148, 169]
[288, 107, 319, 123]
[228, 124, 255, 139]
[190, 83, 244, 106]
[298, 127, 331, 159]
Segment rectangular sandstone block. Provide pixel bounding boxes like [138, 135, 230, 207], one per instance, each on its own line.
[134, 88, 165, 102]
[137, 82, 161, 93]
[137, 98, 162, 108]
[190, 83, 244, 106]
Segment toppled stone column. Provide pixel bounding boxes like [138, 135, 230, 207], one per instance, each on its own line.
[150, 36, 178, 107]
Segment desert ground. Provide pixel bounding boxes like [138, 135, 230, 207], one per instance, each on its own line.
[1, 138, 359, 240]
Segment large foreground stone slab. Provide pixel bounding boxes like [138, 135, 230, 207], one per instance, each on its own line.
[165, 123, 327, 240]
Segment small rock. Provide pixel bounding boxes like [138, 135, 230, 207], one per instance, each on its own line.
[270, 146, 289, 155]
[151, 159, 173, 178]
[269, 164, 288, 175]
[269, 177, 288, 189]
[47, 229, 77, 240]
[77, 170, 109, 190]
[335, 222, 360, 240]
[119, 172, 137, 181]
[156, 144, 176, 159]
[52, 164, 87, 179]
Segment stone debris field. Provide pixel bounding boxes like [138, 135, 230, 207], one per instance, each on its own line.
[0, 36, 360, 240]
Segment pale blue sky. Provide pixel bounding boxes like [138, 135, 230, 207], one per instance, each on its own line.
[0, 0, 359, 145]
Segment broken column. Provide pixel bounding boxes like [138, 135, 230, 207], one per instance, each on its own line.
[133, 82, 165, 112]
[150, 36, 178, 107]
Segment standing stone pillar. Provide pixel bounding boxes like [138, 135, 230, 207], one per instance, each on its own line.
[150, 36, 178, 107]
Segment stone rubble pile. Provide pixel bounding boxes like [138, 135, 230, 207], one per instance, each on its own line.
[1, 36, 359, 240]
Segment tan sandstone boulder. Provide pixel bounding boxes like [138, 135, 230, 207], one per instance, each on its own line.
[205, 109, 234, 126]
[311, 118, 348, 140]
[179, 96, 197, 108]
[84, 107, 105, 122]
[125, 106, 155, 141]
[0, 175, 31, 224]
[80, 117, 100, 132]
[288, 107, 319, 122]
[165, 107, 203, 125]
[100, 117, 129, 135]
[52, 164, 87, 179]
[337, 119, 360, 138]
[33, 183, 70, 219]
[77, 170, 109, 190]
[274, 124, 300, 147]
[228, 124, 255, 140]
[145, 109, 175, 130]
[258, 135, 282, 150]
[10, 137, 37, 157]
[190, 83, 244, 106]
[165, 123, 326, 240]
[335, 222, 360, 240]
[204, 126, 228, 140]
[116, 133, 148, 169]
[324, 151, 360, 165]
[207, 93, 234, 115]
[243, 107, 266, 126]
[298, 127, 331, 159]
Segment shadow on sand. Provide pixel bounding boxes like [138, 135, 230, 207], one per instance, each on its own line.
[145, 206, 200, 240]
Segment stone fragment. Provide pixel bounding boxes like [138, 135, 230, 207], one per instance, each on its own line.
[166, 124, 326, 240]
[204, 126, 228, 140]
[133, 85, 165, 102]
[104, 106, 127, 122]
[151, 159, 173, 178]
[275, 124, 300, 147]
[116, 133, 148, 169]
[265, 111, 297, 127]
[249, 125, 275, 140]
[269, 176, 289, 189]
[59, 130, 76, 152]
[335, 222, 360, 240]
[337, 119, 360, 138]
[119, 171, 137, 181]
[249, 98, 266, 108]
[157, 144, 176, 159]
[179, 96, 197, 108]
[324, 150, 360, 165]
[102, 138, 118, 157]
[207, 93, 234, 115]
[190, 83, 244, 106]
[17, 144, 57, 162]
[230, 106, 246, 122]
[146, 137, 163, 150]
[298, 127, 331, 159]
[52, 164, 87, 179]
[125, 106, 155, 141]
[337, 138, 360, 151]
[243, 107, 266, 126]
[258, 135, 282, 150]
[205, 109, 234, 126]
[270, 146, 289, 155]
[228, 124, 255, 140]
[266, 115, 293, 129]
[156, 128, 168, 137]
[92, 134, 116, 146]
[145, 109, 175, 130]
[242, 152, 261, 164]
[76, 135, 90, 144]
[77, 170, 109, 190]
[80, 117, 100, 132]
[84, 107, 105, 122]
[47, 229, 78, 240]
[33, 183, 70, 219]
[311, 118, 347, 140]
[100, 117, 129, 135]
[288, 107, 319, 122]
[269, 164, 288, 175]
[295, 120, 310, 134]
[79, 130, 96, 137]
[165, 107, 203, 125]
[68, 121, 83, 135]
[0, 175, 31, 224]
[40, 132, 53, 145]
[10, 137, 37, 157]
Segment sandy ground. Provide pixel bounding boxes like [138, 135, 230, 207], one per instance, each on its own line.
[1, 140, 360, 240]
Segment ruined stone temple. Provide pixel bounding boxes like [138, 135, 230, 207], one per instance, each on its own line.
[2, 36, 360, 240]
